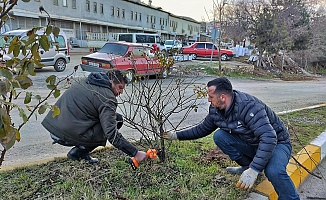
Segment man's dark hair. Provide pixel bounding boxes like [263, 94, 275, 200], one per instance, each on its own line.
[107, 70, 128, 84]
[207, 77, 233, 95]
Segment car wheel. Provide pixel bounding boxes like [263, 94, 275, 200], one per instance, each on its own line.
[190, 54, 197, 60]
[125, 70, 135, 83]
[221, 54, 228, 61]
[54, 58, 66, 72]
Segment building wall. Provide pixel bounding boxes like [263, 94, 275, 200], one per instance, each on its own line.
[9, 0, 200, 45]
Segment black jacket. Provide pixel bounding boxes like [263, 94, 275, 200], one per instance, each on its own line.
[176, 90, 290, 172]
[42, 72, 138, 157]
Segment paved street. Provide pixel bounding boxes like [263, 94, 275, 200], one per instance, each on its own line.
[0, 51, 325, 199]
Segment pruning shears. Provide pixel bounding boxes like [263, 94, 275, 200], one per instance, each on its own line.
[128, 149, 158, 170]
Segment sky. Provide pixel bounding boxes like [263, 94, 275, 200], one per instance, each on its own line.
[152, 0, 215, 22]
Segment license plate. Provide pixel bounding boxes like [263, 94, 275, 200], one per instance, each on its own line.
[89, 62, 99, 67]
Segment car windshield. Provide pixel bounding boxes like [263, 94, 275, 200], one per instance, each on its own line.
[98, 43, 129, 56]
[165, 40, 174, 45]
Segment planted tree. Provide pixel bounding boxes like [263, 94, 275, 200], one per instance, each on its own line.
[118, 47, 208, 163]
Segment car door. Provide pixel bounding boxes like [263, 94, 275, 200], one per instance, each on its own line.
[131, 46, 151, 75]
[205, 43, 219, 57]
[195, 43, 206, 57]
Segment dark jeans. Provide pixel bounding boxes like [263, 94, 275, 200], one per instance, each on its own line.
[213, 129, 300, 200]
[51, 113, 123, 154]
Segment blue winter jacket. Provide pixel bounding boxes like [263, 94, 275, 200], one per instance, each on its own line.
[176, 90, 290, 172]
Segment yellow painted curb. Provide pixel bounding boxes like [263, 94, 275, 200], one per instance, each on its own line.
[254, 144, 321, 200]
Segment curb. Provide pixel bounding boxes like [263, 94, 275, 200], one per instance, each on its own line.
[248, 104, 326, 200]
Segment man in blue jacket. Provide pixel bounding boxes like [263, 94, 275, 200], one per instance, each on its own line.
[42, 70, 147, 164]
[164, 77, 300, 200]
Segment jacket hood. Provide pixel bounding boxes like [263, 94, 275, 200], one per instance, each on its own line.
[87, 72, 112, 89]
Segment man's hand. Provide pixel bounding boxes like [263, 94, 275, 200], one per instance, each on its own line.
[134, 151, 148, 163]
[236, 168, 259, 190]
[162, 130, 178, 140]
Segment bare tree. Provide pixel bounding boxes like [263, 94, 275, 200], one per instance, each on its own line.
[118, 74, 208, 162]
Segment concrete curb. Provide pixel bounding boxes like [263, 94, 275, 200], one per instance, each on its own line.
[248, 104, 326, 200]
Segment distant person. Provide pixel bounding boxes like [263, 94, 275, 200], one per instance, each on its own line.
[42, 70, 148, 164]
[164, 77, 300, 200]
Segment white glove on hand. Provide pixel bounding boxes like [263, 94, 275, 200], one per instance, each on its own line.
[163, 130, 178, 140]
[236, 168, 259, 190]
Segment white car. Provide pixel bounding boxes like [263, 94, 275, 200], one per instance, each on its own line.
[0, 29, 71, 72]
[164, 40, 182, 55]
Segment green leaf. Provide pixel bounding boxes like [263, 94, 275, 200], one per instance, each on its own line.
[27, 61, 36, 76]
[35, 95, 41, 101]
[46, 26, 53, 35]
[15, 129, 21, 142]
[18, 107, 28, 123]
[11, 79, 21, 88]
[0, 67, 13, 79]
[53, 89, 60, 98]
[0, 130, 16, 150]
[22, 0, 31, 2]
[53, 27, 60, 38]
[46, 75, 56, 85]
[31, 43, 40, 60]
[13, 44, 20, 57]
[24, 92, 32, 104]
[38, 105, 47, 114]
[15, 75, 33, 90]
[5, 59, 14, 67]
[52, 105, 60, 118]
[22, 45, 27, 56]
[47, 85, 56, 90]
[39, 35, 50, 51]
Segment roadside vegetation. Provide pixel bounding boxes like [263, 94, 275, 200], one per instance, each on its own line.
[1, 106, 325, 200]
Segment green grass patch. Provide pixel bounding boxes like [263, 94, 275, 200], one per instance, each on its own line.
[0, 106, 325, 199]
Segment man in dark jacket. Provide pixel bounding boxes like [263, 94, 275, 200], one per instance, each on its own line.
[164, 77, 300, 200]
[42, 70, 147, 164]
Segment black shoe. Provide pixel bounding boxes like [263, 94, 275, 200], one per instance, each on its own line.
[67, 147, 99, 163]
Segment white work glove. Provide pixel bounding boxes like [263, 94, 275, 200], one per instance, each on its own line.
[236, 168, 259, 190]
[162, 130, 178, 140]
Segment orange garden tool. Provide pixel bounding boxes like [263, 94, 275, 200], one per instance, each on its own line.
[128, 149, 157, 170]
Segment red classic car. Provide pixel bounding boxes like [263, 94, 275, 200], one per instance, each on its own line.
[181, 42, 234, 61]
[80, 42, 171, 82]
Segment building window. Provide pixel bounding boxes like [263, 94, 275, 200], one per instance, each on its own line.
[72, 0, 76, 9]
[86, 0, 90, 12]
[100, 4, 103, 14]
[139, 13, 142, 21]
[135, 12, 137, 20]
[122, 9, 125, 18]
[147, 15, 149, 23]
[93, 2, 97, 13]
[53, 0, 58, 6]
[111, 6, 114, 16]
[63, 0, 67, 7]
[116, 8, 120, 17]
[131, 11, 133, 20]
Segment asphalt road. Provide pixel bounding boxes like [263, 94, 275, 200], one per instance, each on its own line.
[1, 52, 325, 199]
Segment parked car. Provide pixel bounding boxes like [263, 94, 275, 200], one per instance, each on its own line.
[80, 42, 172, 82]
[181, 42, 234, 61]
[0, 29, 71, 72]
[164, 39, 182, 55]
